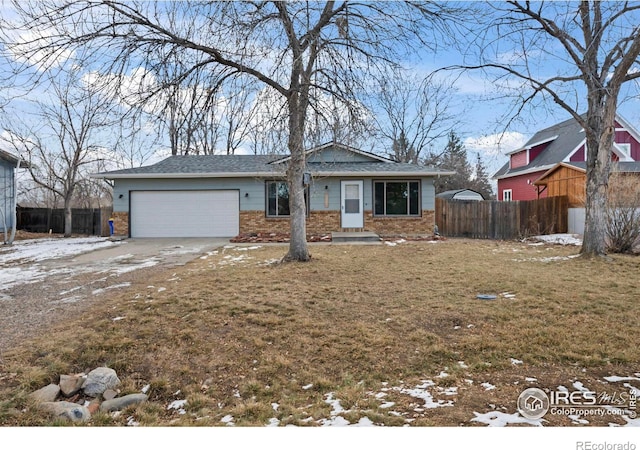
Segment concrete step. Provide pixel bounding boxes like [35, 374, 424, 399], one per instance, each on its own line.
[331, 231, 381, 243]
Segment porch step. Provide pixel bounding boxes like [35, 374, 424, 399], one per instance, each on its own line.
[331, 231, 381, 243]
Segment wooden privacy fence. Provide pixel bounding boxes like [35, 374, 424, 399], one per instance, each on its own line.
[435, 196, 568, 240]
[17, 206, 113, 236]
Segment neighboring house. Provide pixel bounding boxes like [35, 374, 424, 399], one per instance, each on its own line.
[93, 142, 454, 238]
[493, 114, 640, 203]
[0, 149, 28, 233]
[436, 189, 484, 201]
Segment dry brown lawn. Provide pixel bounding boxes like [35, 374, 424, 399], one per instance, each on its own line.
[1, 238, 639, 427]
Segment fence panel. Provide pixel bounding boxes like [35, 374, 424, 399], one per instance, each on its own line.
[17, 206, 113, 236]
[436, 196, 568, 240]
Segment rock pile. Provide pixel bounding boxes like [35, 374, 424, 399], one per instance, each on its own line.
[28, 367, 147, 423]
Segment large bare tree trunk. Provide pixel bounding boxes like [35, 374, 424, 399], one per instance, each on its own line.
[63, 196, 73, 237]
[581, 86, 619, 256]
[285, 144, 309, 262]
[283, 74, 310, 262]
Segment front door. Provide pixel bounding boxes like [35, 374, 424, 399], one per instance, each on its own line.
[341, 180, 364, 228]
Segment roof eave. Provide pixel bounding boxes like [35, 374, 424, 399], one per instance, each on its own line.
[91, 169, 455, 179]
[90, 171, 285, 179]
[494, 164, 556, 180]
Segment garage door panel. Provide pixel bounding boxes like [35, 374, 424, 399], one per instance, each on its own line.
[131, 190, 239, 238]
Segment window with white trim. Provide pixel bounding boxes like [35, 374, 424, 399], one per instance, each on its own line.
[373, 180, 420, 216]
[503, 189, 513, 202]
[617, 143, 631, 159]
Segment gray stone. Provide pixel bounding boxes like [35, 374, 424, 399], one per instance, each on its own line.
[39, 401, 91, 423]
[99, 394, 148, 413]
[59, 374, 85, 397]
[82, 367, 121, 397]
[29, 384, 60, 403]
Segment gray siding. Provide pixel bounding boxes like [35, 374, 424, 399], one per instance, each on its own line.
[307, 147, 379, 163]
[114, 177, 266, 212]
[0, 161, 15, 231]
[115, 176, 437, 214]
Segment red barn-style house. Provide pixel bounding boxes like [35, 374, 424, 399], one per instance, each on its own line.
[494, 114, 640, 205]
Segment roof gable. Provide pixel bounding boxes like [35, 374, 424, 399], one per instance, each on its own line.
[270, 142, 393, 165]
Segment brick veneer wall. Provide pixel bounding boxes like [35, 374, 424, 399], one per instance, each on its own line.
[364, 210, 435, 236]
[114, 209, 434, 237]
[239, 210, 341, 235]
[111, 211, 129, 236]
[239, 210, 435, 236]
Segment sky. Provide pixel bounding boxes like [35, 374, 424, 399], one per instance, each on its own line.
[1, 1, 640, 183]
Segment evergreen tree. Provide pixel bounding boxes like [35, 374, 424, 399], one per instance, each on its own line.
[389, 131, 417, 163]
[470, 152, 495, 200]
[432, 131, 473, 193]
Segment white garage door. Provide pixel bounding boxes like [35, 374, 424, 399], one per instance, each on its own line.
[130, 190, 239, 237]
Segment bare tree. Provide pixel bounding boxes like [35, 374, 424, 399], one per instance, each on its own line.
[371, 67, 458, 163]
[0, 66, 116, 237]
[2, 1, 458, 261]
[454, 1, 640, 257]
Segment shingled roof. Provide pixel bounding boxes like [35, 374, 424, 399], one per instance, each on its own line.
[94, 149, 454, 179]
[493, 116, 586, 179]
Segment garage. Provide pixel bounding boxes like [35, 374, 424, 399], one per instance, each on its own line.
[130, 190, 239, 237]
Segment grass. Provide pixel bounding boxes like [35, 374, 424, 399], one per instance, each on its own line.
[1, 238, 639, 427]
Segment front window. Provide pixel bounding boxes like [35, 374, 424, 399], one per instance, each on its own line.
[266, 181, 308, 217]
[374, 181, 420, 216]
[503, 189, 513, 202]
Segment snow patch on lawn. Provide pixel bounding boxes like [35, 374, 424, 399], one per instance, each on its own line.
[0, 267, 47, 290]
[532, 234, 582, 246]
[92, 282, 132, 295]
[393, 380, 454, 409]
[604, 376, 640, 383]
[167, 399, 187, 415]
[471, 411, 545, 427]
[220, 414, 235, 426]
[0, 237, 116, 264]
[514, 254, 580, 263]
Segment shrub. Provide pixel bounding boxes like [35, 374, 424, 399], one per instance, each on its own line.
[605, 171, 640, 254]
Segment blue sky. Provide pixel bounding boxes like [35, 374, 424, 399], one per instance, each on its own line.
[2, 1, 640, 181]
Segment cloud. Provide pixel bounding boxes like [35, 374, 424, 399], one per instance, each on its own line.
[464, 131, 528, 156]
[4, 25, 74, 72]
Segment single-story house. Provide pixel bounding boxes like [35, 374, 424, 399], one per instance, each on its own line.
[92, 142, 454, 238]
[436, 189, 484, 201]
[0, 149, 28, 233]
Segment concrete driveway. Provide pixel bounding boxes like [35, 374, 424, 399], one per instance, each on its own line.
[69, 237, 231, 268]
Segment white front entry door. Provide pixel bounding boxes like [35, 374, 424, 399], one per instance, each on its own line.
[341, 180, 364, 228]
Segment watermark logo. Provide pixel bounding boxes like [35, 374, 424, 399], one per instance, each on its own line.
[517, 387, 550, 419]
[517, 385, 637, 420]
